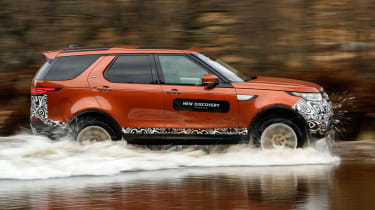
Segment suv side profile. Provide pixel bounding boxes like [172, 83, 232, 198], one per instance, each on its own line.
[31, 46, 332, 149]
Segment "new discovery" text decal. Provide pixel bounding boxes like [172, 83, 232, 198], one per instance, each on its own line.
[173, 98, 230, 113]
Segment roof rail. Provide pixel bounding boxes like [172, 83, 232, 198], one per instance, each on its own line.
[186, 48, 203, 53]
[61, 48, 110, 53]
[69, 44, 79, 49]
[111, 45, 139, 49]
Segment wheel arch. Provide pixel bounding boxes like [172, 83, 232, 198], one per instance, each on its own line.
[69, 109, 122, 140]
[249, 104, 310, 141]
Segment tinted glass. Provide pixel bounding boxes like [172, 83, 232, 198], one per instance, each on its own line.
[194, 53, 246, 82]
[43, 55, 100, 81]
[104, 55, 153, 84]
[34, 61, 52, 80]
[158, 55, 209, 85]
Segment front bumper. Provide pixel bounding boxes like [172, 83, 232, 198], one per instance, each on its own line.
[292, 95, 333, 137]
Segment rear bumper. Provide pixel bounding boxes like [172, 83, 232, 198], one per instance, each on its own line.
[292, 97, 333, 137]
[30, 118, 68, 139]
[30, 119, 50, 136]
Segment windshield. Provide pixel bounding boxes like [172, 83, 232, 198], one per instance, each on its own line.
[193, 53, 247, 82]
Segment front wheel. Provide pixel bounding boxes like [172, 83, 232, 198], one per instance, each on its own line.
[252, 118, 306, 149]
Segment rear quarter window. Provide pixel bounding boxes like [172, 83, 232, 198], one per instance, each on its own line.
[36, 55, 100, 81]
[34, 61, 52, 80]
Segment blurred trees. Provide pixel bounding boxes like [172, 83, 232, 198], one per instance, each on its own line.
[0, 0, 374, 139]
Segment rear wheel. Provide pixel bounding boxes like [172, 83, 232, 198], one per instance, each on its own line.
[77, 125, 111, 142]
[73, 116, 117, 143]
[252, 118, 306, 149]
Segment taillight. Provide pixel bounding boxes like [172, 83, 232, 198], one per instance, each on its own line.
[31, 87, 59, 95]
[31, 117, 42, 122]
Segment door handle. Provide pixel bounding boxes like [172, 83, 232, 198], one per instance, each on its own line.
[96, 86, 112, 91]
[165, 89, 180, 95]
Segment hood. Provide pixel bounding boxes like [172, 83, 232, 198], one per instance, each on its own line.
[232, 77, 322, 92]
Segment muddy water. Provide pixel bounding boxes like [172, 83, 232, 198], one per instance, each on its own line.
[0, 134, 373, 209]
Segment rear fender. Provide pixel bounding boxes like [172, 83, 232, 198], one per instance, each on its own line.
[69, 109, 122, 140]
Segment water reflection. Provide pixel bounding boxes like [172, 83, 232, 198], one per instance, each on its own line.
[0, 165, 337, 210]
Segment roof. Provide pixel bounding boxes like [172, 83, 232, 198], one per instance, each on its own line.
[42, 46, 202, 60]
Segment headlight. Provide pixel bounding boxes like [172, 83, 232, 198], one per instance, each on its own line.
[288, 91, 322, 101]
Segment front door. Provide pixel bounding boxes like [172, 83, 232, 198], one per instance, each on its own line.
[156, 54, 240, 137]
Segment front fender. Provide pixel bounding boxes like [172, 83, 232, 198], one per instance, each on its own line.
[236, 89, 300, 128]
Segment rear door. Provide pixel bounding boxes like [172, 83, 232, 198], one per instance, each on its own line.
[156, 54, 239, 137]
[88, 54, 165, 138]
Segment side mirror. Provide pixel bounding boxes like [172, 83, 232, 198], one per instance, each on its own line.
[202, 74, 219, 88]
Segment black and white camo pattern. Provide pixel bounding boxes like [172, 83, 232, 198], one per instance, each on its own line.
[31, 95, 48, 121]
[292, 96, 333, 135]
[122, 127, 248, 135]
[31, 94, 66, 127]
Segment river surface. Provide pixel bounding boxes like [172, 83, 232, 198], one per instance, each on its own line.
[0, 134, 373, 210]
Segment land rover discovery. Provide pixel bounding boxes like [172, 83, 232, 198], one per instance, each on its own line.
[30, 46, 332, 149]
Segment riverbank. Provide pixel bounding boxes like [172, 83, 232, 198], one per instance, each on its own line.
[333, 141, 375, 160]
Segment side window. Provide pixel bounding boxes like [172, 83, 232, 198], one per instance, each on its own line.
[158, 55, 209, 85]
[104, 55, 153, 84]
[43, 55, 100, 81]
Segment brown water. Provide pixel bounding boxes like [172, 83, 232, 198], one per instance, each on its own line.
[0, 161, 374, 210]
[0, 134, 373, 210]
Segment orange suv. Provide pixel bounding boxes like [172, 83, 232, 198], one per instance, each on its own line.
[30, 46, 332, 148]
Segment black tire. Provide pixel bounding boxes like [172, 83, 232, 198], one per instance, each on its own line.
[71, 116, 118, 141]
[251, 117, 306, 148]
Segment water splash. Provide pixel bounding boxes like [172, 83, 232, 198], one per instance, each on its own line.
[0, 134, 339, 180]
[329, 91, 356, 139]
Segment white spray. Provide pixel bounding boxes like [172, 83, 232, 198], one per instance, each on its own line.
[0, 134, 339, 180]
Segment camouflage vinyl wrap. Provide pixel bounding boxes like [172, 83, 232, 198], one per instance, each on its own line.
[292, 93, 333, 136]
[30, 94, 66, 127]
[122, 128, 248, 135]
